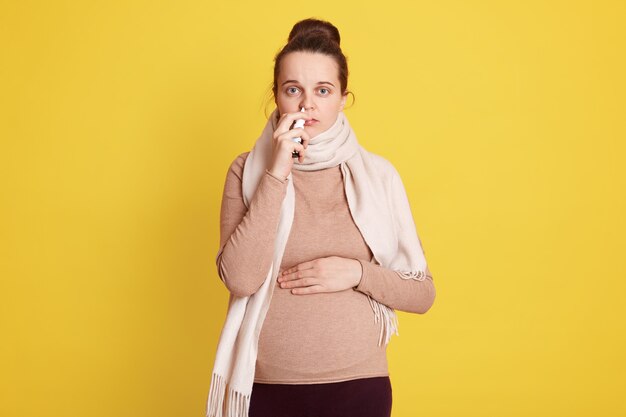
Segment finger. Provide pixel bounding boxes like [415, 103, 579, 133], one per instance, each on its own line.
[277, 128, 307, 143]
[275, 138, 304, 158]
[292, 129, 310, 146]
[300, 134, 310, 149]
[276, 131, 307, 156]
[293, 143, 305, 158]
[280, 277, 316, 289]
[278, 268, 315, 282]
[281, 261, 316, 276]
[277, 111, 310, 132]
[291, 285, 325, 295]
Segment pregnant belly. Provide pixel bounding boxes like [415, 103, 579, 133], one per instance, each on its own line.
[256, 282, 384, 376]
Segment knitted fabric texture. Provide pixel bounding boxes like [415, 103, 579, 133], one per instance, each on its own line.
[206, 109, 428, 417]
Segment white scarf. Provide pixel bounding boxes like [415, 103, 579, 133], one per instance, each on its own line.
[206, 109, 428, 417]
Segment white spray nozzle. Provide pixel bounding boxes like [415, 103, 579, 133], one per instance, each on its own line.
[294, 107, 306, 129]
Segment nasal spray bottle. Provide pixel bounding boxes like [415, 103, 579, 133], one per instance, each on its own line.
[291, 107, 306, 158]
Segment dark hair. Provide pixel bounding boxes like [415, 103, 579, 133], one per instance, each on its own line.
[272, 18, 350, 99]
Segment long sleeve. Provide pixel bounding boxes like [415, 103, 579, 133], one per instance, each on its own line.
[216, 152, 289, 297]
[354, 260, 436, 314]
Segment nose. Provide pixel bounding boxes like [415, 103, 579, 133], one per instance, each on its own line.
[299, 92, 315, 111]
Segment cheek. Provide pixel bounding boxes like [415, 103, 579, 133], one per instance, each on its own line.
[323, 100, 343, 117]
[276, 97, 297, 114]
[326, 97, 343, 112]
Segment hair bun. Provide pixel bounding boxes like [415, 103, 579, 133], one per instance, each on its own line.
[272, 18, 350, 99]
[287, 18, 341, 46]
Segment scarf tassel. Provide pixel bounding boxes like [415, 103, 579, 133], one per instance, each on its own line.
[368, 296, 400, 347]
[397, 269, 427, 281]
[206, 372, 250, 417]
[367, 269, 428, 346]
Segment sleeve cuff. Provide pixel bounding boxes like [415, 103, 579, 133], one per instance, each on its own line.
[354, 258, 371, 292]
[265, 169, 289, 184]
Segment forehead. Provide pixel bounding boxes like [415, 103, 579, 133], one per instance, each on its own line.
[278, 52, 339, 83]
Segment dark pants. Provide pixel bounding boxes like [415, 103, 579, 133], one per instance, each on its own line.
[249, 376, 392, 417]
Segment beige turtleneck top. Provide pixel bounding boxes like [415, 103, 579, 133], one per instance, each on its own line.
[216, 152, 435, 384]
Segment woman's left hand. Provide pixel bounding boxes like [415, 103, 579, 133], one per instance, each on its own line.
[277, 256, 362, 295]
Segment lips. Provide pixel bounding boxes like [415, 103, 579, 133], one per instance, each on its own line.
[304, 119, 318, 126]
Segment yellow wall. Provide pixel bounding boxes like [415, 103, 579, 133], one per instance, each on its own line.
[1, 1, 624, 416]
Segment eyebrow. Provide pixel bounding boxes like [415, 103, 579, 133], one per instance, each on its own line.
[281, 80, 336, 87]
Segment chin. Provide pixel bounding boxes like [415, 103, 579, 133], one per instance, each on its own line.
[306, 127, 321, 139]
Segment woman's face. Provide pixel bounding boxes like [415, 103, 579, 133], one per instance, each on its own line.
[275, 51, 347, 139]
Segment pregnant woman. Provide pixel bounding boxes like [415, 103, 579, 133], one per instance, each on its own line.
[206, 17, 436, 417]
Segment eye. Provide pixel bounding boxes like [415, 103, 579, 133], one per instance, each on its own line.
[287, 87, 300, 95]
[319, 88, 330, 95]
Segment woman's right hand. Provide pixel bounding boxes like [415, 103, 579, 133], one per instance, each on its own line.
[268, 111, 311, 179]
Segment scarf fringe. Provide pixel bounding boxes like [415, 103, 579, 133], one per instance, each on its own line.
[206, 372, 250, 417]
[368, 296, 400, 346]
[397, 269, 427, 281]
